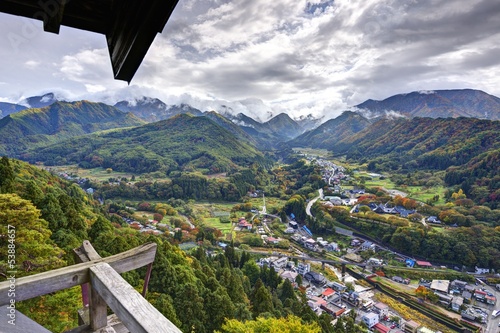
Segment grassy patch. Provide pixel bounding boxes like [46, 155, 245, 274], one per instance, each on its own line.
[202, 217, 233, 234]
[248, 197, 286, 214]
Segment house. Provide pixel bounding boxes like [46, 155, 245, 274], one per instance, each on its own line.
[461, 290, 472, 303]
[475, 267, 489, 274]
[435, 292, 453, 306]
[284, 227, 295, 233]
[321, 288, 336, 300]
[451, 296, 463, 311]
[368, 258, 384, 266]
[394, 206, 416, 218]
[362, 312, 379, 328]
[415, 261, 432, 268]
[327, 196, 342, 205]
[304, 238, 317, 250]
[450, 280, 468, 291]
[297, 262, 310, 275]
[373, 323, 390, 333]
[361, 241, 376, 251]
[289, 221, 298, 229]
[373, 302, 389, 319]
[320, 302, 345, 318]
[237, 219, 253, 230]
[474, 289, 486, 301]
[328, 282, 345, 291]
[325, 242, 339, 252]
[304, 271, 326, 285]
[350, 239, 361, 246]
[271, 257, 288, 269]
[402, 320, 420, 333]
[426, 216, 441, 224]
[485, 295, 496, 305]
[430, 280, 450, 294]
[266, 237, 279, 245]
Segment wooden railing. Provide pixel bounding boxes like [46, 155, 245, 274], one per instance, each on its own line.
[0, 241, 182, 333]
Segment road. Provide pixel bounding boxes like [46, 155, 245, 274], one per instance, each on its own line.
[306, 188, 323, 218]
[483, 283, 500, 333]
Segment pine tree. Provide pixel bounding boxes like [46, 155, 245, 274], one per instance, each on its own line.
[0, 156, 15, 193]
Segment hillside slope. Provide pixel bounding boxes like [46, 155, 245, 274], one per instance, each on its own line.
[0, 101, 145, 156]
[287, 111, 372, 148]
[26, 113, 267, 174]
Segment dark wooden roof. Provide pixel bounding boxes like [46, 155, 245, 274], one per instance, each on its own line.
[0, 0, 180, 82]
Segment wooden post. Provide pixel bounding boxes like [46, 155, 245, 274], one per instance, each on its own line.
[90, 263, 182, 333]
[74, 240, 103, 308]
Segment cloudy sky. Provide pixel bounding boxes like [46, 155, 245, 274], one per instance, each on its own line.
[1, 0, 500, 121]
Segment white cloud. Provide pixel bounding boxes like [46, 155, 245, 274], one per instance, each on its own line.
[0, 0, 499, 121]
[24, 60, 40, 69]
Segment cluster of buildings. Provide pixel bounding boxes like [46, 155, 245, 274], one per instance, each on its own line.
[291, 234, 340, 252]
[415, 278, 497, 323]
[257, 255, 443, 333]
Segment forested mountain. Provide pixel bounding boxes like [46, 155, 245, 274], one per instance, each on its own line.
[287, 111, 372, 148]
[356, 89, 500, 119]
[0, 157, 328, 332]
[264, 113, 303, 140]
[202, 111, 259, 147]
[222, 112, 304, 148]
[0, 101, 26, 118]
[0, 93, 58, 119]
[25, 113, 268, 174]
[0, 101, 145, 156]
[114, 96, 203, 122]
[326, 117, 500, 207]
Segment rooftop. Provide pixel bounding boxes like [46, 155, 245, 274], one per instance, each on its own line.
[0, 0, 179, 82]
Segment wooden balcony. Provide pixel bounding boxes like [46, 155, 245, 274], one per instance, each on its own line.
[0, 241, 182, 333]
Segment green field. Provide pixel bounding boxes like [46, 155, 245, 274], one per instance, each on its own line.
[356, 171, 446, 204]
[41, 164, 171, 182]
[202, 217, 233, 233]
[248, 197, 286, 213]
[292, 147, 333, 158]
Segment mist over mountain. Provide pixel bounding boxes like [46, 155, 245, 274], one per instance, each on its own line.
[0, 101, 26, 118]
[355, 89, 500, 120]
[114, 97, 203, 122]
[287, 111, 372, 149]
[23, 92, 58, 109]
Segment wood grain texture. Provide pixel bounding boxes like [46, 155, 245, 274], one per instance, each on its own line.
[90, 263, 182, 333]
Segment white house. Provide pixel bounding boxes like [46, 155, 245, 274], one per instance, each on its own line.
[362, 312, 379, 328]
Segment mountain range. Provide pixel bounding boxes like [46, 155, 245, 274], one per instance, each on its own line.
[1, 88, 500, 176]
[355, 89, 500, 120]
[25, 113, 267, 174]
[0, 100, 144, 156]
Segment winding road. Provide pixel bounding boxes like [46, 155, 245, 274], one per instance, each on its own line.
[306, 188, 323, 218]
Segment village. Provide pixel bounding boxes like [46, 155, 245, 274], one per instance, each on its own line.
[230, 155, 500, 333]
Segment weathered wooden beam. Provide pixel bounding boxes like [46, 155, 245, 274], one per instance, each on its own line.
[64, 314, 128, 333]
[40, 0, 66, 33]
[89, 281, 108, 331]
[90, 263, 182, 333]
[106, 0, 179, 82]
[74, 240, 103, 307]
[0, 243, 157, 306]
